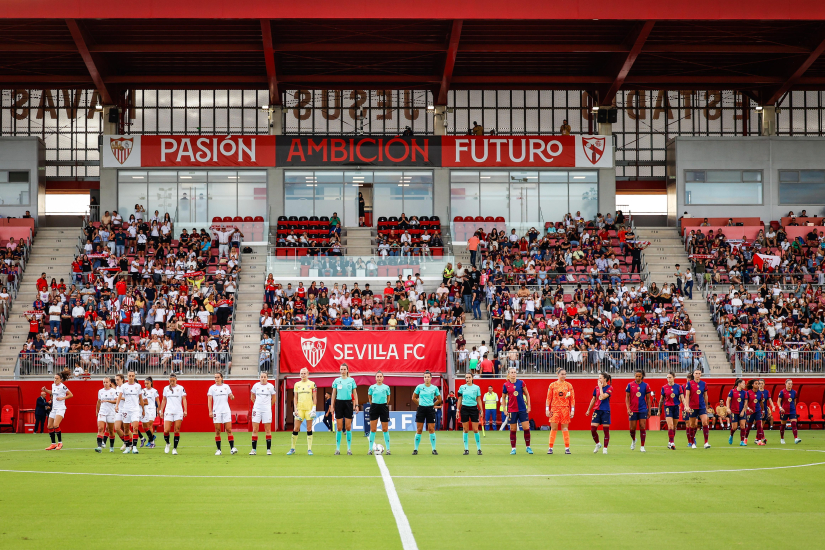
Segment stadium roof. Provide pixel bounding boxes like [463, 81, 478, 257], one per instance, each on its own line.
[3, 2, 825, 107]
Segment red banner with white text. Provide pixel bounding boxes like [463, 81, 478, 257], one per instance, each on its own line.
[279, 330, 446, 373]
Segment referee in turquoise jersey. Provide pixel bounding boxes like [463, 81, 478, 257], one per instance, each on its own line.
[329, 363, 359, 455]
[413, 370, 442, 455]
[368, 371, 392, 455]
[457, 372, 483, 455]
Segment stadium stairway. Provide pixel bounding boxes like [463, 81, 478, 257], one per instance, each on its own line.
[343, 227, 375, 256]
[462, 301, 490, 359]
[0, 227, 79, 378]
[229, 245, 268, 377]
[634, 227, 730, 373]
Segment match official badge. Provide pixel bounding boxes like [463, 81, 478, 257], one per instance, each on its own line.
[300, 336, 327, 368]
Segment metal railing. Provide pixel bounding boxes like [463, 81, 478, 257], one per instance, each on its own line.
[730, 350, 825, 374]
[15, 350, 232, 378]
[452, 349, 707, 375]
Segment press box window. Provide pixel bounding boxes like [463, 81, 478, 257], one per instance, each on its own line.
[684, 170, 762, 205]
[0, 170, 30, 205]
[779, 170, 825, 205]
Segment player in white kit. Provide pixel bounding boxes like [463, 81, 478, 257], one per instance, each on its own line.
[43, 372, 72, 450]
[95, 377, 118, 453]
[250, 371, 276, 456]
[116, 370, 145, 454]
[159, 373, 187, 455]
[207, 372, 237, 455]
[113, 374, 132, 451]
[140, 377, 160, 448]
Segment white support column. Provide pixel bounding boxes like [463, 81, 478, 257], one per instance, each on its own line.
[433, 105, 447, 135]
[102, 105, 118, 135]
[760, 106, 777, 136]
[268, 107, 284, 135]
[598, 121, 613, 136]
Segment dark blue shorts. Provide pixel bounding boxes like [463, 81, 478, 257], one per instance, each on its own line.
[732, 413, 746, 423]
[508, 410, 529, 424]
[690, 407, 707, 419]
[781, 413, 798, 421]
[629, 411, 648, 422]
[748, 413, 760, 424]
[591, 410, 611, 425]
[664, 406, 680, 419]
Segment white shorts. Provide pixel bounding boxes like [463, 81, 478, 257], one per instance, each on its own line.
[213, 411, 232, 424]
[164, 412, 184, 422]
[97, 412, 116, 424]
[141, 410, 156, 424]
[252, 409, 272, 424]
[123, 410, 142, 424]
[49, 408, 66, 420]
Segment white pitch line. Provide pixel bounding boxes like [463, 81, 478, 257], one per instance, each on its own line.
[375, 454, 418, 550]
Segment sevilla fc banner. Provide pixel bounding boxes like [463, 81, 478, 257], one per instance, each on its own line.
[441, 135, 612, 168]
[754, 253, 780, 272]
[102, 135, 277, 168]
[279, 330, 446, 373]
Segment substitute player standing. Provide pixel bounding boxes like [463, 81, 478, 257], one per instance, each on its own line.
[250, 371, 277, 455]
[502, 367, 533, 455]
[685, 369, 712, 449]
[585, 372, 611, 454]
[207, 372, 237, 455]
[777, 379, 802, 444]
[288, 367, 317, 456]
[625, 369, 652, 452]
[43, 373, 72, 450]
[368, 371, 391, 455]
[95, 377, 118, 453]
[159, 373, 187, 455]
[330, 363, 358, 456]
[140, 377, 159, 448]
[457, 372, 483, 455]
[412, 370, 441, 455]
[659, 372, 684, 450]
[545, 368, 573, 455]
[116, 370, 145, 454]
[726, 378, 749, 446]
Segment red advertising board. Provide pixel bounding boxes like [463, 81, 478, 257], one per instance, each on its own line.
[279, 330, 446, 373]
[141, 135, 277, 167]
[442, 135, 575, 167]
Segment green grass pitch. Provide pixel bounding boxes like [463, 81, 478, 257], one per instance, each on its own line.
[1, 430, 824, 549]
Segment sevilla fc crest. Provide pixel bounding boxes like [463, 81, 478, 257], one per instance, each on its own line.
[110, 137, 134, 165]
[582, 137, 605, 165]
[301, 336, 327, 368]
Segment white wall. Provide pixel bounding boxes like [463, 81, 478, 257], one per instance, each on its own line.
[0, 137, 44, 220]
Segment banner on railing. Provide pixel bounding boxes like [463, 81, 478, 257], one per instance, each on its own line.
[279, 330, 446, 373]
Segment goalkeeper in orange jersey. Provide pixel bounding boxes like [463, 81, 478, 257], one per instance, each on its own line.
[545, 368, 575, 455]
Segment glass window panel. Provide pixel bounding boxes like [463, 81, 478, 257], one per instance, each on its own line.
[479, 171, 509, 183]
[178, 182, 208, 223]
[450, 182, 479, 219]
[509, 171, 538, 183]
[177, 171, 207, 183]
[742, 170, 762, 182]
[685, 182, 762, 205]
[0, 183, 30, 205]
[208, 170, 239, 183]
[147, 183, 177, 219]
[285, 171, 314, 184]
[345, 171, 374, 184]
[569, 183, 599, 220]
[509, 183, 539, 224]
[375, 171, 404, 184]
[313, 183, 343, 219]
[685, 171, 705, 182]
[208, 182, 237, 220]
[118, 170, 147, 183]
[404, 171, 433, 184]
[450, 171, 479, 183]
[800, 170, 825, 184]
[315, 171, 343, 184]
[148, 170, 177, 183]
[539, 171, 568, 183]
[0, 172, 7, 183]
[779, 171, 799, 183]
[118, 183, 147, 217]
[480, 183, 509, 219]
[284, 183, 314, 219]
[568, 171, 598, 183]
[238, 182, 267, 219]
[237, 170, 267, 183]
[404, 183, 433, 217]
[705, 170, 743, 183]
[373, 183, 404, 219]
[539, 183, 569, 223]
[8, 171, 29, 182]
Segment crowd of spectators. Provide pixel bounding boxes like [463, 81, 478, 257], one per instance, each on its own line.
[19, 206, 239, 377]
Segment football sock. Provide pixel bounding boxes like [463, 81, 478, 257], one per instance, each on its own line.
[510, 430, 518, 448]
[687, 427, 693, 444]
[125, 438, 132, 449]
[603, 427, 610, 448]
[630, 428, 636, 442]
[639, 428, 646, 446]
[524, 429, 531, 447]
[591, 426, 600, 443]
[462, 432, 469, 450]
[109, 434, 115, 448]
[730, 425, 736, 437]
[266, 435, 272, 450]
[164, 433, 170, 445]
[414, 433, 421, 451]
[474, 432, 481, 450]
[756, 420, 764, 441]
[97, 436, 103, 447]
[780, 423, 785, 438]
[173, 432, 180, 449]
[49, 429, 55, 444]
[703, 425, 709, 443]
[369, 431, 376, 450]
[228, 435, 235, 449]
[291, 431, 299, 449]
[345, 431, 352, 451]
[792, 420, 798, 438]
[562, 430, 569, 449]
[668, 429, 674, 444]
[306, 432, 312, 451]
[548, 429, 556, 449]
[102, 434, 108, 446]
[132, 434, 138, 447]
[740, 426, 745, 442]
[383, 431, 390, 451]
[56, 429, 62, 443]
[215, 435, 221, 450]
[429, 433, 436, 450]
[145, 430, 153, 443]
[335, 431, 342, 451]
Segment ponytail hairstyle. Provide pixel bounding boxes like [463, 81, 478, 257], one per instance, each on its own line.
[600, 372, 611, 384]
[635, 369, 646, 379]
[746, 379, 756, 391]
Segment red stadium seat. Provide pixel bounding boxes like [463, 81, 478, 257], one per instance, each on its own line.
[808, 402, 823, 429]
[797, 402, 810, 426]
[222, 216, 232, 222]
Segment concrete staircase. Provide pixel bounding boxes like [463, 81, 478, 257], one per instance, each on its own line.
[343, 227, 374, 256]
[461, 302, 490, 362]
[634, 226, 731, 373]
[228, 245, 268, 377]
[0, 227, 79, 378]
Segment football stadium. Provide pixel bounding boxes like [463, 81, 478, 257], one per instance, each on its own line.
[2, 2, 825, 548]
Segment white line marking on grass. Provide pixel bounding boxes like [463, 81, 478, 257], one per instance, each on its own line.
[375, 454, 418, 550]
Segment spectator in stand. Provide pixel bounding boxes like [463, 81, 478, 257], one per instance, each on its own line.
[559, 119, 571, 135]
[467, 233, 480, 267]
[34, 390, 50, 433]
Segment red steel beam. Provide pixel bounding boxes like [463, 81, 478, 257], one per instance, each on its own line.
[436, 20, 463, 105]
[65, 19, 113, 104]
[601, 20, 655, 106]
[766, 35, 825, 105]
[260, 19, 280, 105]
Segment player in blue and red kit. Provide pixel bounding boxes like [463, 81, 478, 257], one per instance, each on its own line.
[502, 366, 533, 454]
[625, 370, 652, 452]
[660, 372, 685, 450]
[585, 373, 612, 454]
[777, 379, 802, 444]
[745, 379, 762, 445]
[726, 378, 749, 446]
[684, 369, 711, 449]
